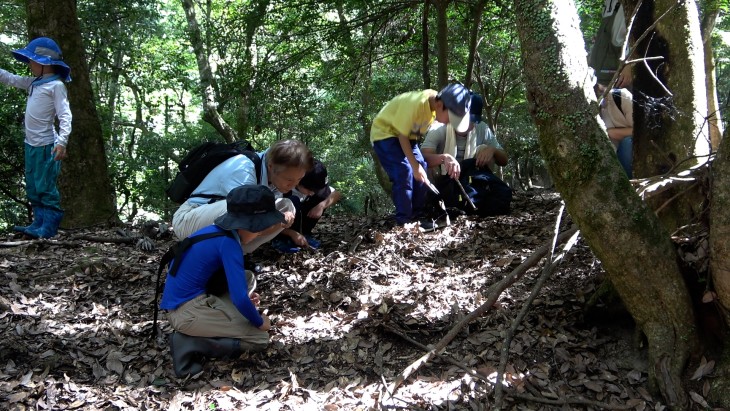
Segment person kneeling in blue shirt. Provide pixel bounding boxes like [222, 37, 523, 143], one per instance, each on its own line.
[160, 185, 284, 377]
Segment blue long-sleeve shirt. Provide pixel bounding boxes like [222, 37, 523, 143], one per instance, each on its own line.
[159, 225, 263, 328]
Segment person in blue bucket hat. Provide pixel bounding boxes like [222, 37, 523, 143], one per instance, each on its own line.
[0, 37, 72, 238]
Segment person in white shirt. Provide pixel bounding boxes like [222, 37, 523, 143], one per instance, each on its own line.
[1, 37, 72, 239]
[172, 139, 313, 256]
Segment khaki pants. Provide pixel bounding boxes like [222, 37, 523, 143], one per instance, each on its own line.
[166, 291, 269, 352]
[173, 197, 294, 254]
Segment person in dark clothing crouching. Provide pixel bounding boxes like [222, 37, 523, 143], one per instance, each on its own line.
[160, 185, 284, 377]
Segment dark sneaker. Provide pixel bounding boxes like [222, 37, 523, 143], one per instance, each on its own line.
[435, 213, 451, 229]
[446, 207, 466, 219]
[244, 258, 263, 274]
[271, 238, 300, 253]
[419, 219, 436, 233]
[304, 235, 321, 249]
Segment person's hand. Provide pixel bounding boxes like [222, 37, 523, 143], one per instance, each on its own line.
[250, 292, 261, 307]
[413, 164, 429, 183]
[475, 146, 495, 169]
[290, 231, 308, 247]
[615, 65, 632, 88]
[282, 211, 295, 228]
[442, 155, 460, 179]
[307, 202, 325, 219]
[258, 315, 271, 331]
[52, 145, 67, 160]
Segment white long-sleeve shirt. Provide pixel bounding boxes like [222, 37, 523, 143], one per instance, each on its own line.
[0, 69, 72, 147]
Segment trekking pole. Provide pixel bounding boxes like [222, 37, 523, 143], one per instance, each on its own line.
[454, 177, 478, 211]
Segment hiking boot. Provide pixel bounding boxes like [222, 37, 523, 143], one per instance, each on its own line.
[25, 208, 63, 239]
[14, 206, 44, 233]
[169, 332, 242, 378]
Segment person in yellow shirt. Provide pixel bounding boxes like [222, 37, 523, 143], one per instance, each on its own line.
[371, 83, 470, 227]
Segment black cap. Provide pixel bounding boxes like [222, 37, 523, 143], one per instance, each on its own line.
[214, 185, 285, 232]
[298, 159, 332, 198]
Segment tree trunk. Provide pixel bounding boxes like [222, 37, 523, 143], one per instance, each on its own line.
[234, 0, 269, 142]
[26, 0, 118, 227]
[464, 0, 487, 88]
[709, 127, 730, 407]
[434, 0, 449, 87]
[701, 7, 722, 151]
[180, 0, 237, 143]
[630, 0, 709, 232]
[513, 1, 696, 407]
[421, 0, 431, 89]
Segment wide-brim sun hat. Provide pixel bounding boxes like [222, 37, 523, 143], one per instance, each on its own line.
[438, 83, 471, 133]
[12, 37, 71, 82]
[214, 185, 285, 232]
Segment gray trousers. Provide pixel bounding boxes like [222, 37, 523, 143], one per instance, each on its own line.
[173, 197, 294, 253]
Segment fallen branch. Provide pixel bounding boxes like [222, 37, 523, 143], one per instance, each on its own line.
[70, 235, 137, 244]
[383, 323, 495, 385]
[494, 204, 580, 409]
[384, 224, 580, 399]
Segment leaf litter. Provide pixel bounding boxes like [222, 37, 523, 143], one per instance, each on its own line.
[0, 189, 716, 410]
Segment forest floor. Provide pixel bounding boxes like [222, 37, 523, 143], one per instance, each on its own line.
[0, 189, 718, 410]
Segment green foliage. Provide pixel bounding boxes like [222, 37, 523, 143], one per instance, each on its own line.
[1, 0, 727, 226]
[0, 47, 31, 229]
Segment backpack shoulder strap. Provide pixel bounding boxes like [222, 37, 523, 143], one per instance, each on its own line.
[611, 89, 624, 115]
[240, 151, 263, 184]
[151, 230, 233, 338]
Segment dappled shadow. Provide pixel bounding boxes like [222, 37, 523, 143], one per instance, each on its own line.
[0, 189, 662, 410]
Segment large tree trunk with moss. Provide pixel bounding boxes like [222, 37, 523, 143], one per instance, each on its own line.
[700, 3, 722, 151]
[26, 0, 118, 227]
[513, 0, 696, 407]
[629, 0, 709, 232]
[709, 128, 730, 406]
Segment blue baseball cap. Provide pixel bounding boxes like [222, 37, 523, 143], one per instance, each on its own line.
[437, 83, 471, 133]
[470, 93, 484, 123]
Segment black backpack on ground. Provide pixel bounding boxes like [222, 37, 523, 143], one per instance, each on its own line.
[166, 140, 263, 204]
[151, 230, 234, 337]
[434, 158, 512, 217]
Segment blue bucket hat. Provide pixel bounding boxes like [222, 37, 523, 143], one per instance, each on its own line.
[437, 83, 471, 133]
[470, 93, 484, 123]
[12, 37, 71, 82]
[214, 185, 285, 232]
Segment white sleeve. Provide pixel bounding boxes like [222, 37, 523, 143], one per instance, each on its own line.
[0, 69, 33, 90]
[53, 83, 72, 146]
[611, 6, 627, 49]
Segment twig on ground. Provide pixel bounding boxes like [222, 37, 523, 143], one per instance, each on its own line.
[494, 204, 580, 409]
[349, 234, 364, 253]
[383, 324, 495, 386]
[384, 224, 580, 400]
